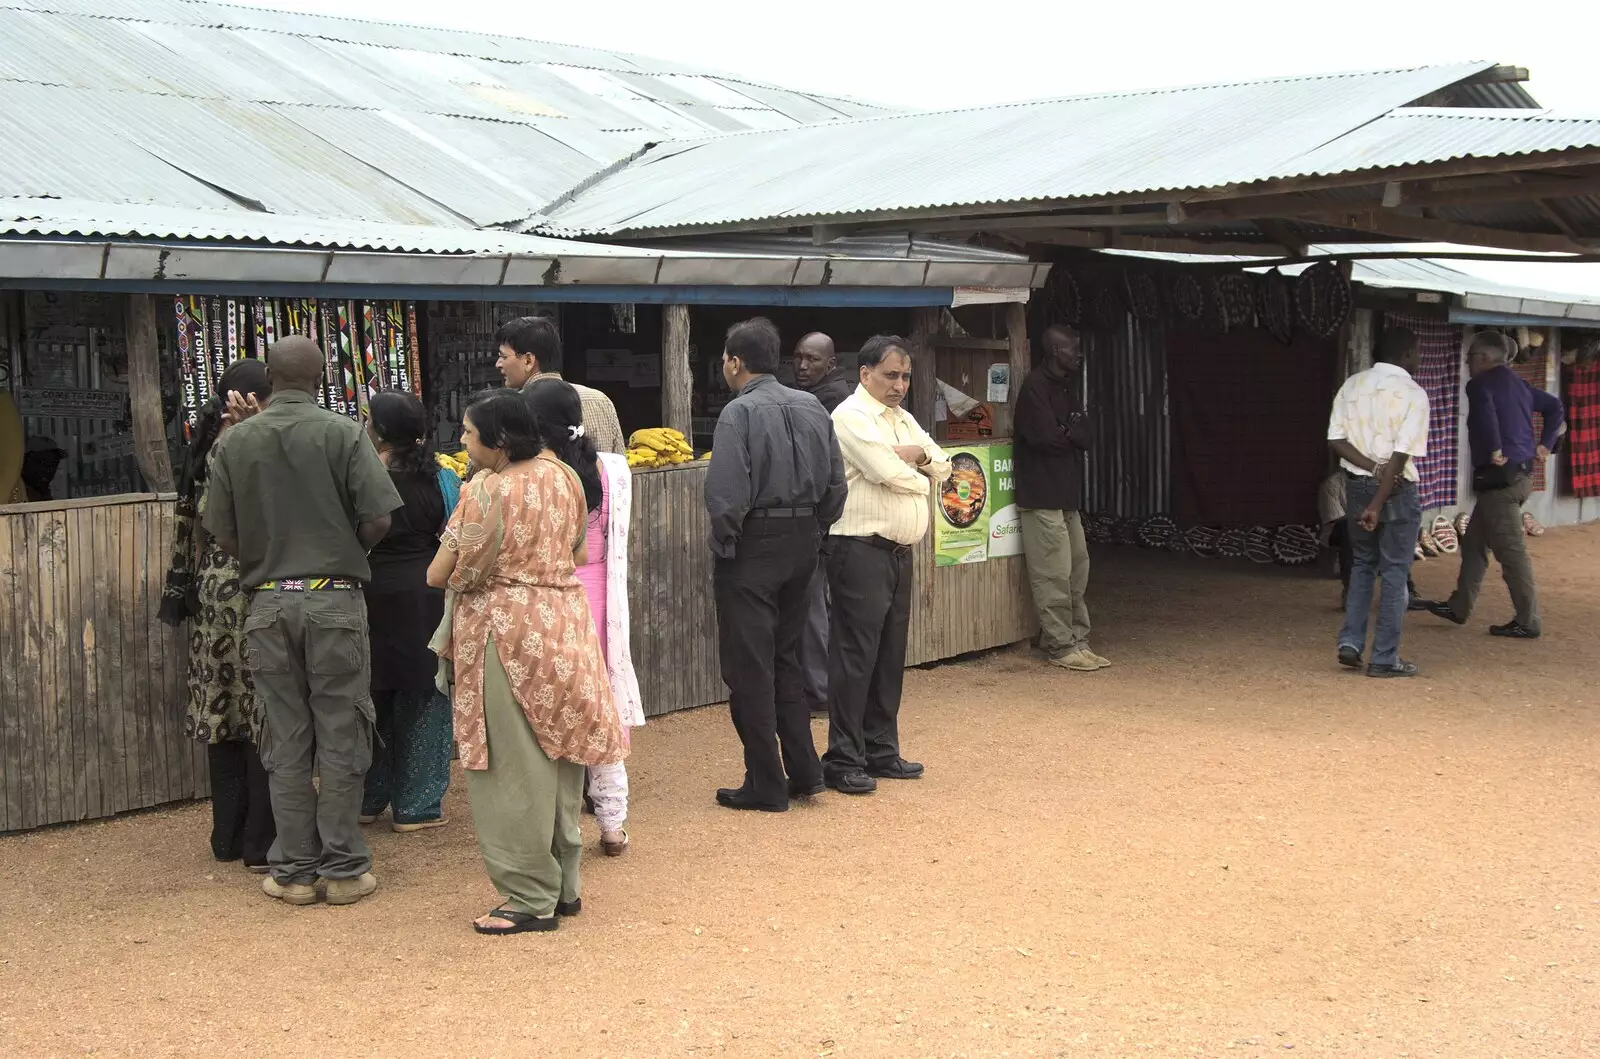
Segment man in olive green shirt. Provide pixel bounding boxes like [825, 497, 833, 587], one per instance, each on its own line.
[205, 337, 401, 907]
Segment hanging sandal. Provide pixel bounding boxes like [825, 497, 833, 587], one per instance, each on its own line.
[1430, 515, 1459, 554]
[1522, 511, 1546, 537]
[1454, 511, 1471, 538]
[1418, 527, 1440, 557]
[473, 906, 559, 936]
[1414, 541, 1426, 561]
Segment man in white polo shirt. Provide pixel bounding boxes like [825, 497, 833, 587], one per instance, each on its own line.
[824, 334, 951, 795]
[1326, 326, 1429, 678]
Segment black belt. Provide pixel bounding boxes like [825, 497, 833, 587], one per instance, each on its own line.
[1507, 459, 1534, 476]
[748, 506, 815, 518]
[848, 534, 912, 556]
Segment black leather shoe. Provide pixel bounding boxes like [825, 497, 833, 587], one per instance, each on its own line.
[824, 770, 877, 795]
[556, 898, 581, 917]
[867, 758, 924, 780]
[715, 787, 788, 812]
[1367, 660, 1419, 678]
[1425, 601, 1467, 625]
[1407, 597, 1433, 612]
[1490, 621, 1541, 639]
[788, 779, 825, 799]
[1337, 645, 1363, 669]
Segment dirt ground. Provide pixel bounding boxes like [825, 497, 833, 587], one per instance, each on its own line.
[2, 524, 1597, 1058]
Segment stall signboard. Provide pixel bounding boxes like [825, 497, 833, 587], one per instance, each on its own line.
[932, 442, 1017, 566]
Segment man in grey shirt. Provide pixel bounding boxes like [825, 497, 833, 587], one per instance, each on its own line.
[706, 317, 846, 812]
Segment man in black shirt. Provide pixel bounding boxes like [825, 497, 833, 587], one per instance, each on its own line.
[790, 331, 851, 715]
[706, 318, 848, 812]
[1014, 325, 1105, 672]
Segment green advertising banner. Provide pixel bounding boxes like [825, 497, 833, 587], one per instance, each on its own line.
[933, 443, 1016, 566]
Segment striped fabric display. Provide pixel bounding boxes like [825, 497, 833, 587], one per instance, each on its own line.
[1566, 360, 1600, 498]
[1385, 312, 1460, 511]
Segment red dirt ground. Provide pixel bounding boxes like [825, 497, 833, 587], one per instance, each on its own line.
[1, 524, 1597, 1057]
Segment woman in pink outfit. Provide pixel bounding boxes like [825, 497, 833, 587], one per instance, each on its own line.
[526, 380, 645, 855]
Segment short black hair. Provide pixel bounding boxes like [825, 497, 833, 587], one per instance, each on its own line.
[859, 334, 911, 369]
[495, 315, 562, 373]
[725, 317, 781, 374]
[1377, 326, 1417, 365]
[463, 388, 543, 462]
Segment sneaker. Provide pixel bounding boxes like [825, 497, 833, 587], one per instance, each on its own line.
[1424, 601, 1467, 626]
[1489, 621, 1541, 639]
[322, 872, 379, 906]
[1366, 660, 1419, 678]
[262, 876, 318, 906]
[1083, 650, 1112, 669]
[1049, 650, 1101, 672]
[1337, 645, 1363, 669]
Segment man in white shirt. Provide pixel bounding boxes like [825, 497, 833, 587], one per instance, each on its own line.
[824, 335, 952, 795]
[1326, 327, 1429, 678]
[495, 315, 627, 455]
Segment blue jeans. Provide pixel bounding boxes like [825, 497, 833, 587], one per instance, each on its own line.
[1337, 474, 1421, 667]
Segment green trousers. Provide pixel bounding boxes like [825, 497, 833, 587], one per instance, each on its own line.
[465, 637, 585, 917]
[1020, 508, 1092, 658]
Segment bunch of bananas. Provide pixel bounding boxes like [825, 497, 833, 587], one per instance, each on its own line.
[436, 450, 470, 478]
[626, 427, 695, 469]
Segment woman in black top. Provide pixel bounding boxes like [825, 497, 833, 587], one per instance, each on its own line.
[360, 390, 455, 832]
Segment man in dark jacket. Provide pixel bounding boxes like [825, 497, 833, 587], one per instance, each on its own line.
[793, 332, 853, 413]
[790, 332, 852, 714]
[1014, 325, 1103, 672]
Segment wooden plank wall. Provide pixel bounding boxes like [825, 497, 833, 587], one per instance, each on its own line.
[0, 494, 204, 833]
[624, 462, 1034, 718]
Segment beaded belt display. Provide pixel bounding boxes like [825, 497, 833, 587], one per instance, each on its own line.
[254, 578, 361, 592]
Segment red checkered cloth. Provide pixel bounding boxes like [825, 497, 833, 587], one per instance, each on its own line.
[1566, 360, 1600, 498]
[1513, 353, 1550, 492]
[1386, 313, 1459, 510]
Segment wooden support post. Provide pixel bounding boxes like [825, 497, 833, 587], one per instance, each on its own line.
[125, 294, 173, 492]
[661, 304, 691, 437]
[1002, 301, 1031, 438]
[907, 306, 941, 431]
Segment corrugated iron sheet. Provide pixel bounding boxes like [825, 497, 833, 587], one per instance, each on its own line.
[533, 63, 1574, 236]
[0, 0, 883, 232]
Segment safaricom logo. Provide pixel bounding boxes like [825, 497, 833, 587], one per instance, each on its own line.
[990, 523, 1019, 540]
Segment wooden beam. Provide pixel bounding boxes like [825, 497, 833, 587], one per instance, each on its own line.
[1538, 200, 1579, 238]
[660, 304, 692, 438]
[1004, 300, 1031, 419]
[931, 336, 1011, 351]
[1254, 220, 1308, 256]
[1314, 209, 1599, 253]
[907, 211, 1172, 235]
[907, 306, 941, 432]
[124, 294, 173, 492]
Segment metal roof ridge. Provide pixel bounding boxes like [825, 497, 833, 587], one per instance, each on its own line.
[560, 60, 1506, 153]
[1387, 106, 1600, 122]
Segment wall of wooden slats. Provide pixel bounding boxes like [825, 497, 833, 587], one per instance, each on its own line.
[0, 493, 205, 833]
[2, 465, 1032, 831]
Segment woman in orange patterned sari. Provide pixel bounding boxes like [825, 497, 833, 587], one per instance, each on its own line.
[428, 389, 627, 935]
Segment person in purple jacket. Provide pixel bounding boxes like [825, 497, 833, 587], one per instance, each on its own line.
[1427, 330, 1564, 639]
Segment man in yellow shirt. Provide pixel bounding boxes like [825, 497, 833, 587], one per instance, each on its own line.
[824, 335, 951, 795]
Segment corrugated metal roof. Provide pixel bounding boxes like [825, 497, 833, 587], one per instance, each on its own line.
[0, 0, 886, 231]
[1290, 108, 1600, 171]
[532, 63, 1568, 237]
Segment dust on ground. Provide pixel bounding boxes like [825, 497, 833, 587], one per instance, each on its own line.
[2, 525, 1597, 1057]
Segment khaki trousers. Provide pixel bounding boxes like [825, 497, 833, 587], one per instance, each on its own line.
[1448, 474, 1540, 632]
[464, 637, 585, 917]
[1020, 508, 1091, 658]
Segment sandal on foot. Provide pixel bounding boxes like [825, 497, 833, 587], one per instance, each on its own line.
[1430, 515, 1459, 554]
[600, 830, 629, 857]
[392, 818, 447, 833]
[1522, 511, 1546, 537]
[473, 906, 558, 935]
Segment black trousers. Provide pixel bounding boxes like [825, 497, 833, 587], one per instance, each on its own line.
[823, 536, 913, 777]
[207, 740, 276, 866]
[713, 516, 824, 807]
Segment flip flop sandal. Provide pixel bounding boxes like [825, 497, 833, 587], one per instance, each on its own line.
[1454, 511, 1471, 537]
[474, 906, 559, 936]
[1430, 515, 1459, 554]
[1244, 526, 1275, 564]
[1184, 525, 1220, 558]
[1272, 524, 1318, 566]
[1522, 512, 1546, 537]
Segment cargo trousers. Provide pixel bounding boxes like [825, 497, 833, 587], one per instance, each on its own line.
[244, 586, 375, 884]
[1019, 508, 1091, 660]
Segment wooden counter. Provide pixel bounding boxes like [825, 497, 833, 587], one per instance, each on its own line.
[1, 467, 1033, 830]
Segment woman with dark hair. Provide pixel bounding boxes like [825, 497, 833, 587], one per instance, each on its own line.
[428, 389, 626, 935]
[525, 378, 644, 856]
[359, 389, 457, 833]
[160, 357, 277, 871]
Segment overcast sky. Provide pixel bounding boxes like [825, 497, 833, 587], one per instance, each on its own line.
[249, 0, 1600, 298]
